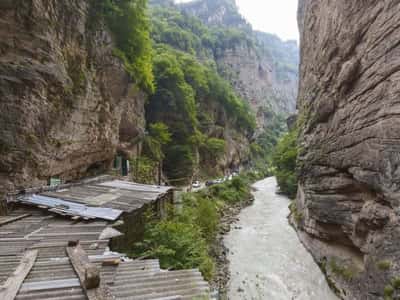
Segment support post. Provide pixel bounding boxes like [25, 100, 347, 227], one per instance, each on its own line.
[0, 193, 8, 216]
[66, 242, 113, 300]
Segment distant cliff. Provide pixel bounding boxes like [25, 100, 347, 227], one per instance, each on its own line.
[156, 0, 299, 131]
[295, 0, 400, 298]
[0, 1, 145, 191]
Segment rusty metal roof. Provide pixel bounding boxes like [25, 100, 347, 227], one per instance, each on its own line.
[0, 207, 210, 300]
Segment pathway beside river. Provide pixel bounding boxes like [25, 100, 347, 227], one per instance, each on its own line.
[225, 177, 339, 300]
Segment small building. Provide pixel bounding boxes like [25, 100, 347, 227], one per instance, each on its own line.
[0, 177, 210, 300]
[17, 177, 175, 253]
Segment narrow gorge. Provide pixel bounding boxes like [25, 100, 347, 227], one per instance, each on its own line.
[1, 0, 399, 300]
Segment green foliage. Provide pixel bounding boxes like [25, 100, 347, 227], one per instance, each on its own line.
[289, 202, 303, 223]
[180, 194, 219, 244]
[255, 110, 287, 158]
[329, 259, 357, 281]
[95, 0, 154, 92]
[205, 70, 256, 133]
[148, 47, 198, 138]
[383, 277, 400, 300]
[377, 260, 392, 271]
[392, 277, 400, 289]
[202, 138, 226, 157]
[208, 176, 251, 204]
[150, 6, 254, 59]
[384, 285, 394, 299]
[163, 144, 196, 184]
[132, 173, 254, 281]
[146, 44, 255, 182]
[272, 126, 298, 198]
[142, 5, 261, 182]
[136, 218, 214, 280]
[250, 142, 264, 158]
[144, 122, 172, 161]
[130, 156, 158, 184]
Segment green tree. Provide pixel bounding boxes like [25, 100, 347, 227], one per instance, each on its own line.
[144, 122, 172, 161]
[272, 127, 298, 198]
[97, 0, 154, 92]
[137, 219, 214, 280]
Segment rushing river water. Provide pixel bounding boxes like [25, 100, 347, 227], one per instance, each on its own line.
[225, 177, 339, 300]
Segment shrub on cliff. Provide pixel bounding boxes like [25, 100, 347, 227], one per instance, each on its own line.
[93, 0, 154, 92]
[272, 127, 298, 198]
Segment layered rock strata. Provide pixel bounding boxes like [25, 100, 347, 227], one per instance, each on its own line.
[296, 1, 400, 298]
[0, 1, 145, 191]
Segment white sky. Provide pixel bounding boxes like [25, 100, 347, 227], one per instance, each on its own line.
[174, 0, 299, 42]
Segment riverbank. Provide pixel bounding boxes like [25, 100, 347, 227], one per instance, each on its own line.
[210, 190, 255, 297]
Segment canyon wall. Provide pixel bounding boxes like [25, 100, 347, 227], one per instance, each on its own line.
[296, 0, 400, 298]
[0, 0, 145, 192]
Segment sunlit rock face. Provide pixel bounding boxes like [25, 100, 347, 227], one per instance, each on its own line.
[296, 0, 400, 298]
[0, 1, 145, 191]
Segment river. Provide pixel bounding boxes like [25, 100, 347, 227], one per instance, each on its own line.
[225, 177, 339, 300]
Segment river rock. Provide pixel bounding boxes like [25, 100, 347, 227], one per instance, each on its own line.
[296, 1, 400, 299]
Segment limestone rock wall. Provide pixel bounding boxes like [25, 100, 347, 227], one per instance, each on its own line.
[0, 0, 145, 191]
[296, 0, 400, 298]
[216, 40, 298, 130]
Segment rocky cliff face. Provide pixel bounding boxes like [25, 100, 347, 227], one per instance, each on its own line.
[296, 1, 400, 298]
[214, 36, 298, 129]
[178, 0, 248, 30]
[180, 0, 299, 130]
[0, 1, 145, 192]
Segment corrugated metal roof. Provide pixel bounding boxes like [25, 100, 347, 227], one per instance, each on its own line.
[29, 180, 175, 214]
[0, 207, 210, 300]
[17, 194, 123, 221]
[98, 180, 172, 194]
[111, 266, 209, 300]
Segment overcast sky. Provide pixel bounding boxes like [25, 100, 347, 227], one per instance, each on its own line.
[174, 0, 299, 42]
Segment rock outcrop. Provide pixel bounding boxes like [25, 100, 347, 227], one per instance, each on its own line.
[296, 1, 400, 298]
[214, 35, 298, 129]
[0, 1, 145, 192]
